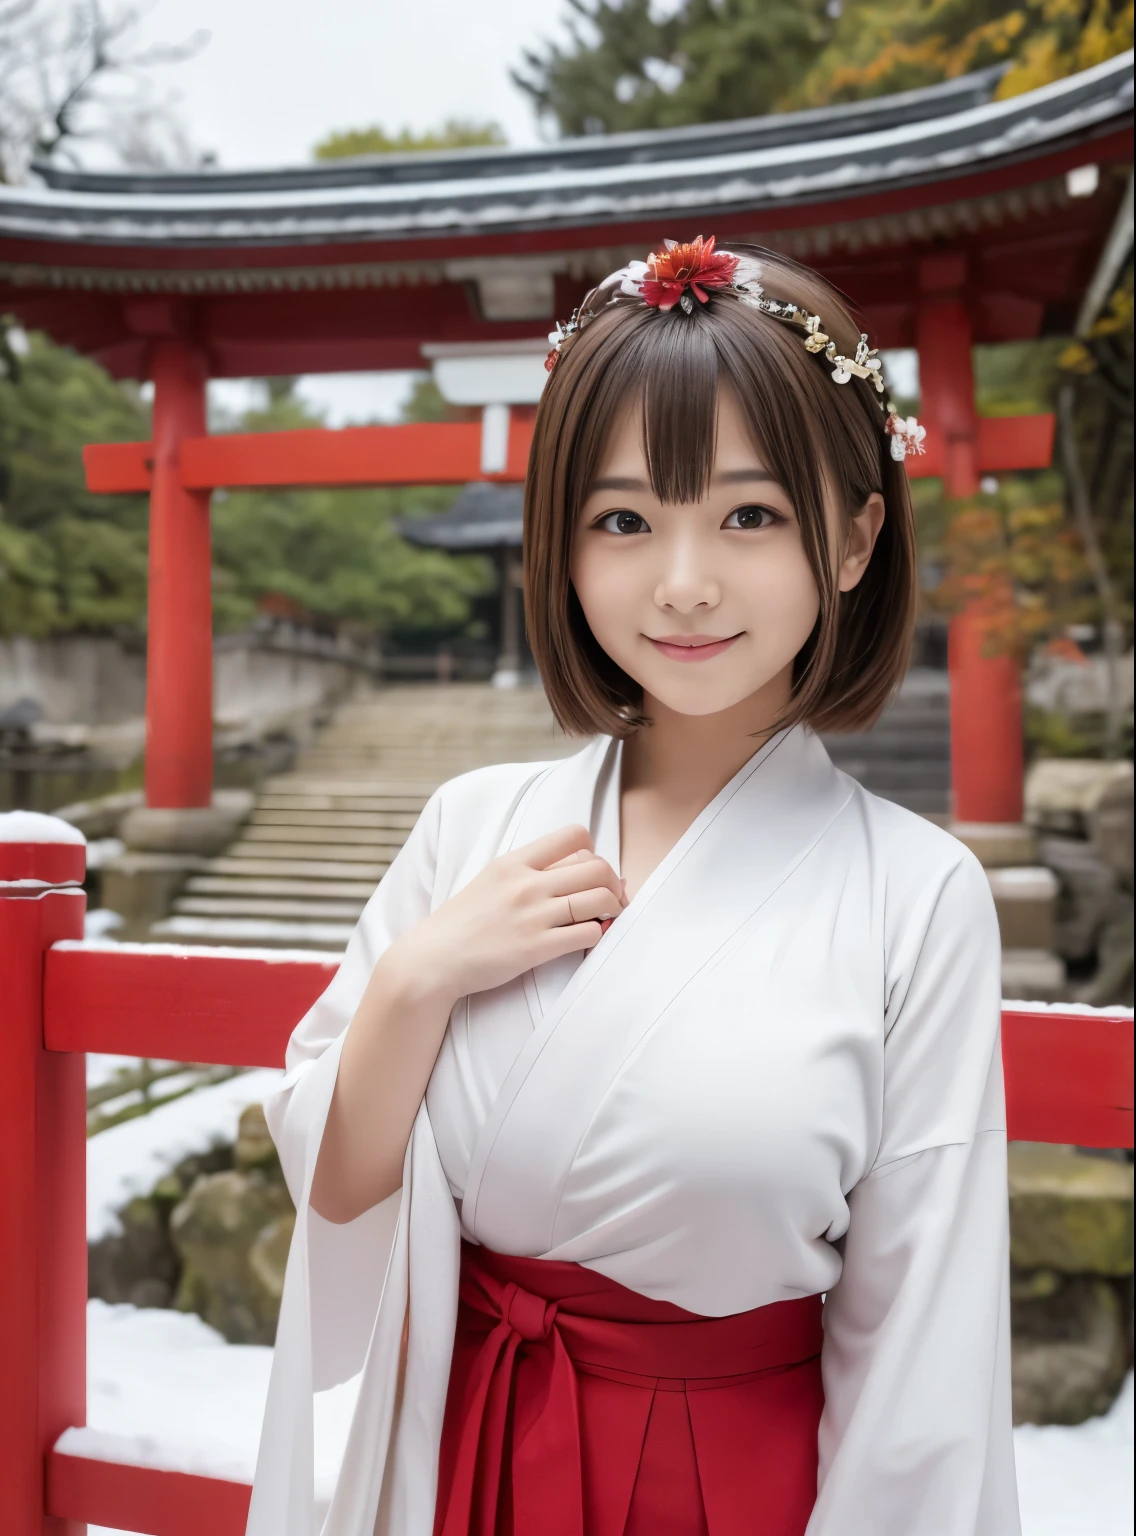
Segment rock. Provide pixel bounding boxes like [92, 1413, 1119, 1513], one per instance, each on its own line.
[986, 866, 1058, 950]
[1038, 835, 1127, 963]
[248, 1213, 295, 1303]
[1025, 759, 1134, 837]
[1011, 1275, 1130, 1424]
[234, 1102, 282, 1175]
[1089, 777, 1134, 893]
[169, 1168, 295, 1344]
[1001, 948, 1067, 1002]
[87, 1193, 179, 1309]
[1008, 1143, 1133, 1276]
[1087, 896, 1134, 1007]
[950, 822, 1038, 869]
[87, 1143, 233, 1309]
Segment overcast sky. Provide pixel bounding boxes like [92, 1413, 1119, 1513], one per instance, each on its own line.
[133, 0, 572, 167]
[125, 0, 917, 420]
[126, 0, 571, 420]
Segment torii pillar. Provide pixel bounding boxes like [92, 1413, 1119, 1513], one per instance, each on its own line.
[109, 312, 248, 891]
[916, 253, 1025, 834]
[146, 336, 214, 810]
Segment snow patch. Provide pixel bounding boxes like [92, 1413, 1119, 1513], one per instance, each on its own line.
[0, 809, 86, 843]
[68, 1299, 1132, 1536]
[56, 937, 343, 965]
[88, 1067, 284, 1241]
[67, 1300, 357, 1522]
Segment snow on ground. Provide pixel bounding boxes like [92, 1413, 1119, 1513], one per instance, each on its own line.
[68, 1302, 1131, 1536]
[87, 1065, 284, 1240]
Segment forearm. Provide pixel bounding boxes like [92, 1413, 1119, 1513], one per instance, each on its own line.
[310, 945, 458, 1223]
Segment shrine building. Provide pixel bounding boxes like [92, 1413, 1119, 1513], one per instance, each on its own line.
[0, 52, 1132, 829]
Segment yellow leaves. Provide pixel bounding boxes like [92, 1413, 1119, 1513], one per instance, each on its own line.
[1058, 341, 1098, 374]
[802, 0, 1133, 108]
[930, 497, 1092, 660]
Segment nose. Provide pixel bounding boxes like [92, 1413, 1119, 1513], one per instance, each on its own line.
[653, 528, 721, 614]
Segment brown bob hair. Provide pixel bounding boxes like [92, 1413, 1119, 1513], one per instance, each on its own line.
[523, 245, 918, 738]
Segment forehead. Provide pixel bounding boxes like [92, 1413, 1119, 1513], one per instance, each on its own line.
[593, 386, 766, 481]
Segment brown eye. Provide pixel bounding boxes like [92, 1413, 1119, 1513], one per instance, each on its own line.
[723, 504, 778, 530]
[598, 510, 650, 535]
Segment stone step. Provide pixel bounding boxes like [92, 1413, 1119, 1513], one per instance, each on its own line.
[249, 809, 421, 830]
[206, 857, 389, 881]
[224, 841, 396, 865]
[256, 794, 431, 814]
[1001, 947, 1067, 1002]
[987, 867, 1060, 950]
[150, 914, 356, 949]
[236, 825, 409, 850]
[825, 759, 952, 789]
[187, 875, 378, 899]
[175, 895, 367, 920]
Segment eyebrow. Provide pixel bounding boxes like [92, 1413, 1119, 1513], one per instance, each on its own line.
[589, 468, 777, 493]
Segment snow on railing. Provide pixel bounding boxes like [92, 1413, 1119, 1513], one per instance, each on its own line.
[2, 817, 1132, 1536]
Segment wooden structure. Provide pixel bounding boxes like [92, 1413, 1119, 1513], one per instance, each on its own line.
[0, 821, 1131, 1533]
[0, 54, 1132, 816]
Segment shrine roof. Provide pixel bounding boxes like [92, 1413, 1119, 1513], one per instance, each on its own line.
[1, 55, 1130, 252]
[400, 483, 523, 551]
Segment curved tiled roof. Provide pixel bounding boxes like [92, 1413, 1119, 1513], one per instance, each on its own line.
[1, 54, 1130, 249]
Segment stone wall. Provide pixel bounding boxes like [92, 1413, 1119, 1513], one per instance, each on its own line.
[0, 625, 363, 753]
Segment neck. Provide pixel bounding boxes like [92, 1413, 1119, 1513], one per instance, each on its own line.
[621, 665, 795, 810]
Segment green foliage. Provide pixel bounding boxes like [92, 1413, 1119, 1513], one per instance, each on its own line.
[0, 339, 492, 642]
[514, 0, 836, 135]
[314, 120, 506, 160]
[0, 333, 150, 637]
[209, 383, 492, 637]
[513, 0, 1132, 135]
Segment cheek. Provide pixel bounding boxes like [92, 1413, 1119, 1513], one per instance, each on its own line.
[569, 541, 628, 644]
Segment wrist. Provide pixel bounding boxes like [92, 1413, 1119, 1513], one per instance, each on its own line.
[375, 935, 462, 1014]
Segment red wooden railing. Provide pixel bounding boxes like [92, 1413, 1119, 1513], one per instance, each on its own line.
[2, 824, 1132, 1536]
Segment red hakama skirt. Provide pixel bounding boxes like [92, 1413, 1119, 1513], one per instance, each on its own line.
[434, 1241, 823, 1536]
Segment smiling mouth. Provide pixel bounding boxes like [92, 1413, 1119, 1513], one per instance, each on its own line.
[647, 633, 743, 663]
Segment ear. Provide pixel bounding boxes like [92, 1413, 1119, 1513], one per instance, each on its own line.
[837, 493, 885, 593]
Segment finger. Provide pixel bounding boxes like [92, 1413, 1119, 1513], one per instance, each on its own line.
[543, 857, 625, 905]
[536, 920, 604, 963]
[514, 824, 593, 870]
[551, 886, 621, 927]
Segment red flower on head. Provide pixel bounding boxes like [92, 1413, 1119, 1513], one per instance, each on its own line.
[638, 236, 740, 312]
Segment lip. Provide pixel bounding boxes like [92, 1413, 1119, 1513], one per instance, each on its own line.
[647, 633, 742, 663]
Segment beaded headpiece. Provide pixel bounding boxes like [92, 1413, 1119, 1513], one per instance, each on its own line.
[545, 236, 926, 464]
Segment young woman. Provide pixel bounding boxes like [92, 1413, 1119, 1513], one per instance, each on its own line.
[248, 240, 1018, 1536]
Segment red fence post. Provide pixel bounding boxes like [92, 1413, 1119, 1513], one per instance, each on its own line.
[146, 338, 214, 810]
[0, 817, 88, 1536]
[917, 255, 1026, 826]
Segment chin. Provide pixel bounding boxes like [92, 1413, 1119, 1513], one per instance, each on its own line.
[640, 673, 781, 719]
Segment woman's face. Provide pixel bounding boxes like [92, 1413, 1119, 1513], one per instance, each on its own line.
[570, 387, 880, 720]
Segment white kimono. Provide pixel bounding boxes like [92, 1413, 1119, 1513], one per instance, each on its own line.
[248, 724, 1020, 1536]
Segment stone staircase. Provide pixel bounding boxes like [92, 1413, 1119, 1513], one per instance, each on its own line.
[152, 684, 573, 950]
[152, 672, 951, 951]
[820, 668, 951, 820]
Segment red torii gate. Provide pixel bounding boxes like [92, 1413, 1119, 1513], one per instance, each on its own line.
[1, 55, 1132, 822]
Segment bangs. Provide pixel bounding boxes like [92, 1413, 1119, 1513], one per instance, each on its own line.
[524, 249, 918, 739]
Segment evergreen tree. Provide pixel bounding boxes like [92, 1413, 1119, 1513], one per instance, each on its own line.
[0, 333, 150, 636]
[513, 0, 837, 136]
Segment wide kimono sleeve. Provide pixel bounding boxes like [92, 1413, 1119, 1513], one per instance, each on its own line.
[809, 851, 1021, 1536]
[248, 788, 458, 1536]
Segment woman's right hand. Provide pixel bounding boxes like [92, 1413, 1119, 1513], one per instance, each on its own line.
[381, 823, 626, 1008]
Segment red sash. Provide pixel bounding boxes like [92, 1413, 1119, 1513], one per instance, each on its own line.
[435, 1242, 823, 1536]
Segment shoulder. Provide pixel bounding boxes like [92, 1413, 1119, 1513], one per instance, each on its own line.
[845, 779, 991, 905]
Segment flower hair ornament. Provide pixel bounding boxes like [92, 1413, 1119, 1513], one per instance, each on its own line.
[545, 235, 927, 464]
